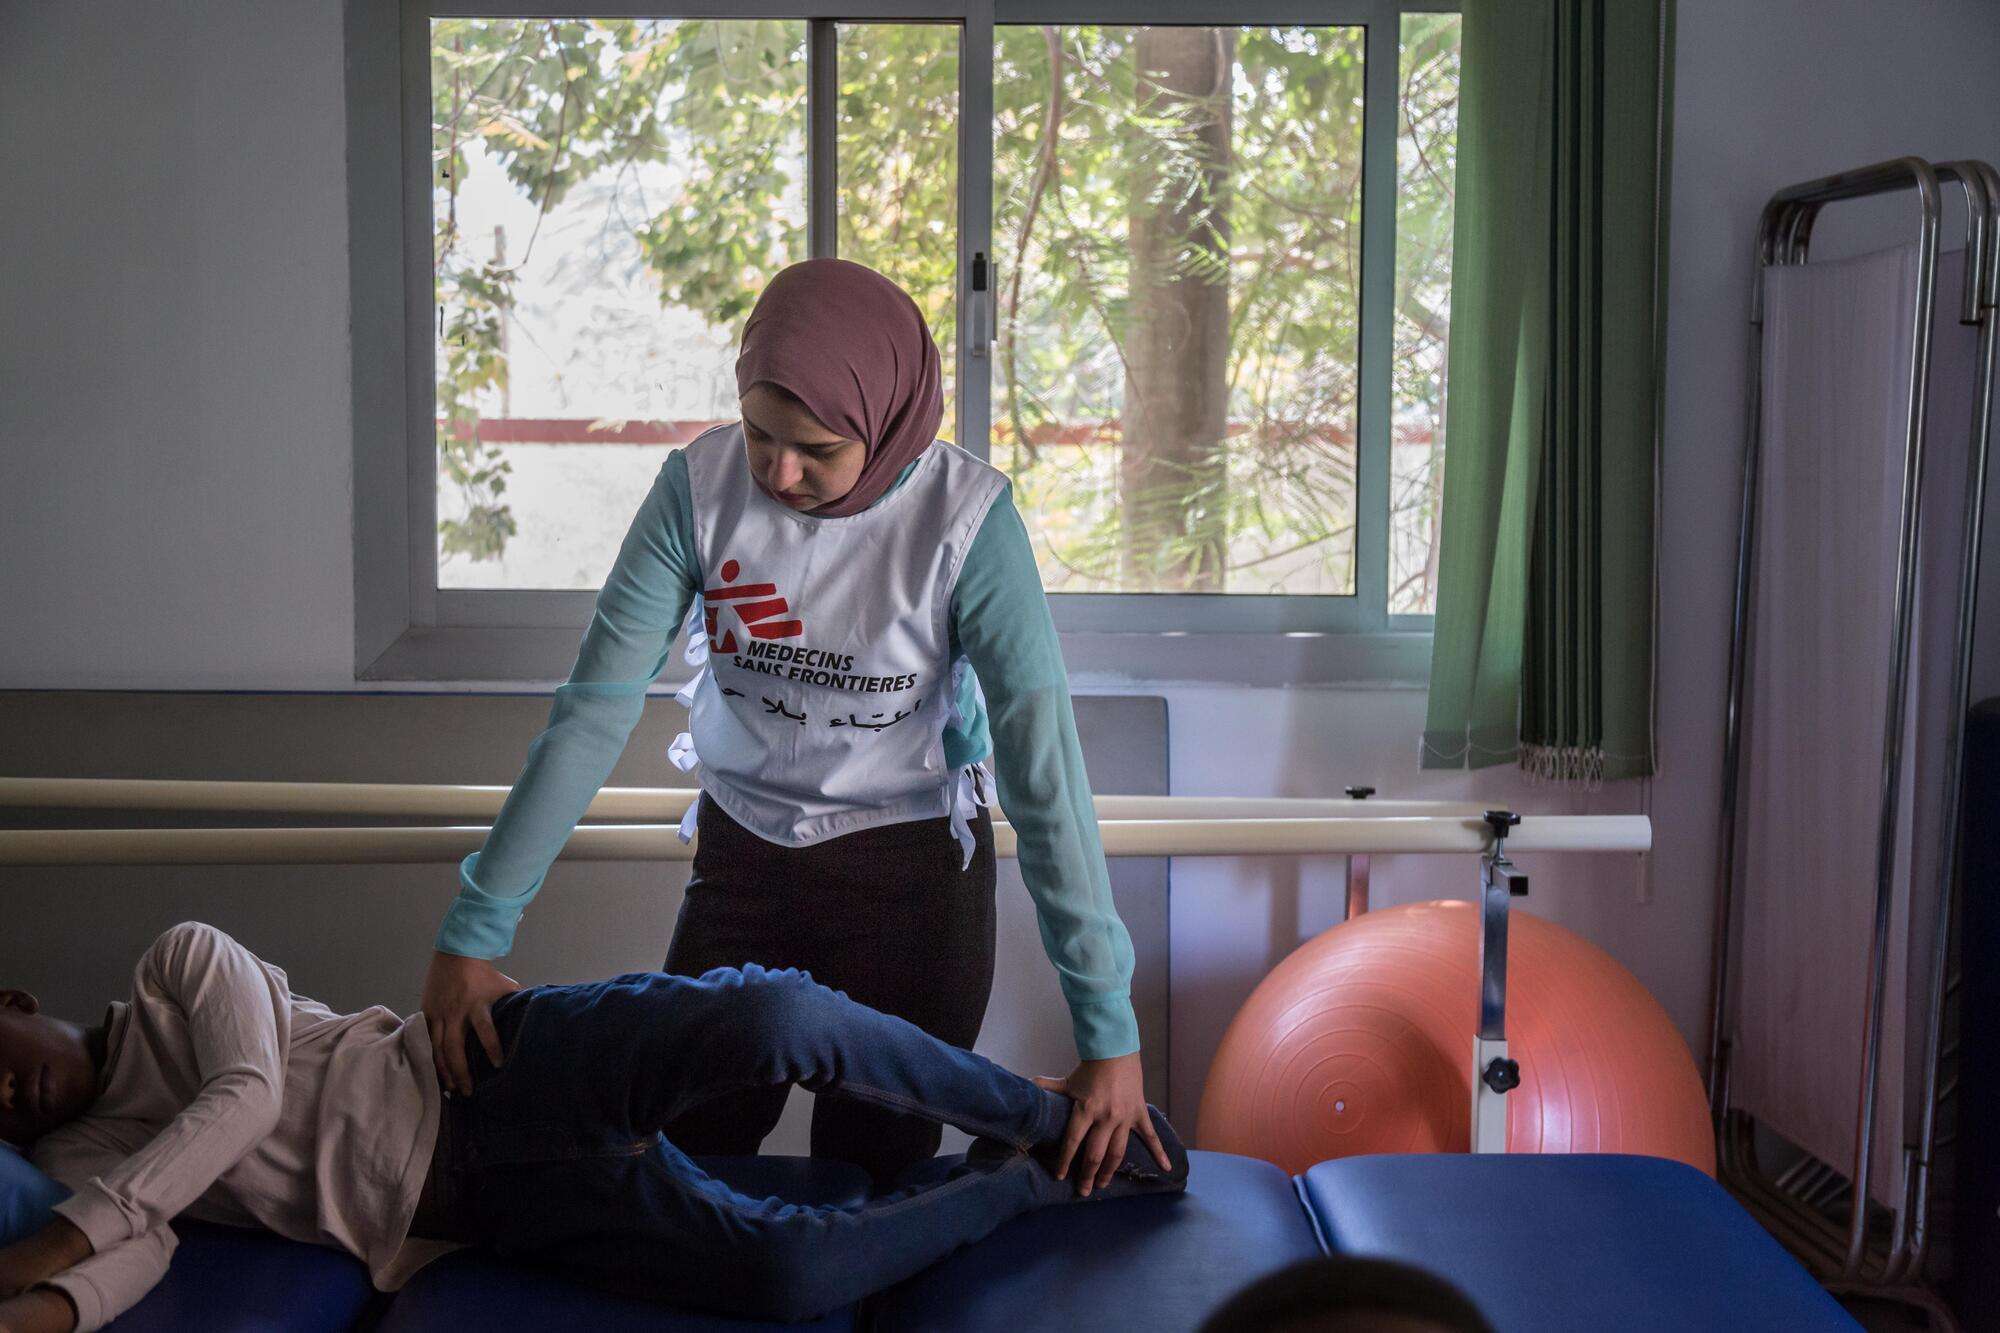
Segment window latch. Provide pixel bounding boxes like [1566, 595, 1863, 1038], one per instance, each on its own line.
[968, 251, 992, 359]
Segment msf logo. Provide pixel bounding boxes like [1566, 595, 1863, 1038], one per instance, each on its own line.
[703, 559, 803, 654]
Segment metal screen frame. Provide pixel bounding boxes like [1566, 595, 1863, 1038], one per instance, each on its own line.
[1708, 157, 1998, 1314]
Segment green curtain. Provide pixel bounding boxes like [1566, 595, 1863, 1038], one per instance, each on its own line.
[1420, 0, 1669, 783]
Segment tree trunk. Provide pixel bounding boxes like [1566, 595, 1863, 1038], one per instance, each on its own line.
[1121, 26, 1234, 591]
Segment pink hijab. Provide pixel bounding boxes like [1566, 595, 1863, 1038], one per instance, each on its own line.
[735, 258, 945, 518]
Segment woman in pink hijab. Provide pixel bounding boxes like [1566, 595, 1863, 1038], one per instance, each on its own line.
[424, 259, 1167, 1196]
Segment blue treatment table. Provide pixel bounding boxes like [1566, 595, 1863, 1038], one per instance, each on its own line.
[1, 1151, 1856, 1331]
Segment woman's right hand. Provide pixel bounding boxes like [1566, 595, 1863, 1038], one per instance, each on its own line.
[422, 951, 522, 1096]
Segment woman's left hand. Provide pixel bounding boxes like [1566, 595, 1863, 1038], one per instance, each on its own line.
[1033, 1051, 1168, 1197]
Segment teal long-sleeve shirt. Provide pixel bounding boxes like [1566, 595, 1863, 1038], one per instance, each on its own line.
[435, 448, 1141, 1060]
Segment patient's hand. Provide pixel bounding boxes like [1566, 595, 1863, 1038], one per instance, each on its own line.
[1033, 1051, 1168, 1198]
[422, 951, 523, 1097]
[0, 1219, 91, 1301]
[0, 1288, 79, 1333]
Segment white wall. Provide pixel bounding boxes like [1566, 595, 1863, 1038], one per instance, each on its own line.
[0, 1, 355, 689]
[5, 0, 2000, 1133]
[1649, 0, 2000, 1080]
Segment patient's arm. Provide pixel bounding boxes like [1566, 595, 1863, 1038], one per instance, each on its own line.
[0, 1287, 80, 1333]
[0, 1213, 178, 1333]
[24, 1228, 173, 1332]
[26, 923, 284, 1330]
[0, 1218, 90, 1297]
[53, 924, 288, 1258]
[0, 1224, 174, 1333]
[0, 1221, 93, 1333]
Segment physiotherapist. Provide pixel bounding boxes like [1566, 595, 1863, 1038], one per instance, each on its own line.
[421, 257, 1167, 1195]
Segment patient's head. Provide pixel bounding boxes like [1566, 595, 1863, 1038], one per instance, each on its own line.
[1201, 1257, 1494, 1333]
[0, 991, 100, 1147]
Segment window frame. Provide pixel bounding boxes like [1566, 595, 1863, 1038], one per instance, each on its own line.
[350, 0, 1457, 683]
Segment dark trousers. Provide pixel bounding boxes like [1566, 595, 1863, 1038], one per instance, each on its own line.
[662, 795, 997, 1188]
[426, 966, 1074, 1322]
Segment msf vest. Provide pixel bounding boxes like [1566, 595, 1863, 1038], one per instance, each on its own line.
[671, 422, 1009, 848]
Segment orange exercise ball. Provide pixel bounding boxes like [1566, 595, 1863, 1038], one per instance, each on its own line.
[1197, 900, 1714, 1176]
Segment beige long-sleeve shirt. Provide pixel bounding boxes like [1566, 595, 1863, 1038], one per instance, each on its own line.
[28, 923, 451, 1331]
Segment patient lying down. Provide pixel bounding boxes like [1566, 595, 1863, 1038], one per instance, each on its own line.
[0, 923, 1187, 1331]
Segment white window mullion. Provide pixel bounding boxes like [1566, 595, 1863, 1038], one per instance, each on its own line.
[958, 1, 996, 459]
[1355, 8, 1402, 630]
[404, 0, 441, 631]
[808, 19, 839, 259]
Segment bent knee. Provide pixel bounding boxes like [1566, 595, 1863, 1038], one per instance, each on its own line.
[732, 966, 835, 1038]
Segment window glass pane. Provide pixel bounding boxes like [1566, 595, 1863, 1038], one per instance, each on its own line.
[432, 18, 806, 590]
[836, 23, 960, 439]
[992, 25, 1364, 595]
[1390, 14, 1461, 615]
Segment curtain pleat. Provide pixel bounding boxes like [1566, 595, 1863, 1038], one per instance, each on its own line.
[1422, 0, 1665, 784]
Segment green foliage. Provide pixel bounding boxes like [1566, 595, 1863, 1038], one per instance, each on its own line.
[431, 18, 1458, 601]
[431, 18, 809, 568]
[836, 23, 962, 415]
[988, 26, 1371, 592]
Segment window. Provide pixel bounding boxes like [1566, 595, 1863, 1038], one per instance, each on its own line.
[992, 26, 1365, 598]
[373, 3, 1460, 677]
[431, 18, 809, 591]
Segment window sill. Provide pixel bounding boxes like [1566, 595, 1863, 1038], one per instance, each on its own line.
[358, 626, 1433, 691]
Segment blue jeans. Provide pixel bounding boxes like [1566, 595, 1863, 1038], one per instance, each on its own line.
[428, 964, 1076, 1322]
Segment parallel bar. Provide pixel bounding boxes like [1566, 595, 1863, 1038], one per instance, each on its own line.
[0, 815, 1653, 866]
[0, 778, 1487, 824]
